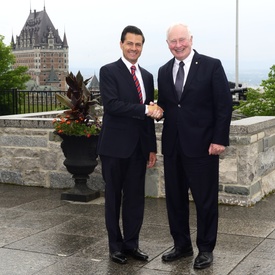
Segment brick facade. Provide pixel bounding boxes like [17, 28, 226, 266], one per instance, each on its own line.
[11, 7, 69, 90]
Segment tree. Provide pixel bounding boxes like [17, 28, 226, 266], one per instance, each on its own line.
[234, 65, 275, 117]
[0, 35, 30, 90]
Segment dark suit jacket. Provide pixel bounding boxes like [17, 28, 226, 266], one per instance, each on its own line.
[97, 58, 157, 159]
[157, 50, 232, 157]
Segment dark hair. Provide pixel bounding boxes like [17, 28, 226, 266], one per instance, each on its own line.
[120, 25, 145, 44]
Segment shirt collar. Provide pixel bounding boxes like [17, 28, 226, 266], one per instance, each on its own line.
[121, 56, 139, 72]
[175, 49, 194, 65]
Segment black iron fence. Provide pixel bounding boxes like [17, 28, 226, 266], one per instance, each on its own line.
[0, 88, 246, 116]
[0, 89, 66, 116]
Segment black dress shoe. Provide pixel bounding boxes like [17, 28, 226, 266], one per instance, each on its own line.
[193, 252, 213, 269]
[124, 248, 149, 261]
[110, 251, 127, 264]
[162, 246, 193, 262]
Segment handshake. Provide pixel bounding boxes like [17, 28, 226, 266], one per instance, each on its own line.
[147, 101, 163, 120]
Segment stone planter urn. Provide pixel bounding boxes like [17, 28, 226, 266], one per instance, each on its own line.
[58, 133, 100, 202]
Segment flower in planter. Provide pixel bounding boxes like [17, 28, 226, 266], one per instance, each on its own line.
[53, 71, 102, 137]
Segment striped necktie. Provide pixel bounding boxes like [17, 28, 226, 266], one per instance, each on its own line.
[131, 65, 143, 104]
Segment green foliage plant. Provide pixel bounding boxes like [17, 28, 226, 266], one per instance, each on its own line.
[0, 35, 30, 90]
[234, 65, 275, 117]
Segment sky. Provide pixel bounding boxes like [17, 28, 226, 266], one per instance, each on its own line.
[1, 0, 275, 85]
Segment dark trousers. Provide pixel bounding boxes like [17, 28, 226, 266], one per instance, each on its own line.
[164, 144, 219, 252]
[100, 144, 147, 253]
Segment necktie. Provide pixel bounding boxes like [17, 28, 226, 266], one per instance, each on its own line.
[175, 61, 185, 100]
[131, 65, 143, 104]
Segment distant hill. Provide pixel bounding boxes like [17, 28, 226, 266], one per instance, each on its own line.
[71, 67, 269, 89]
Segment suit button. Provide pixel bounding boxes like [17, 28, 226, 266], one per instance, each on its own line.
[178, 104, 181, 108]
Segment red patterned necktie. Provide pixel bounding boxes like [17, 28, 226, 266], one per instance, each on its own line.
[131, 65, 143, 104]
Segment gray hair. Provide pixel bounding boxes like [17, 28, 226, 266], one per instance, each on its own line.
[166, 23, 192, 40]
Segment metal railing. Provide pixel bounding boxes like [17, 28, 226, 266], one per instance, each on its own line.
[0, 89, 66, 115]
[0, 88, 246, 116]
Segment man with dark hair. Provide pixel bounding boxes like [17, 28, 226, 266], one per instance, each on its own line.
[98, 25, 163, 264]
[120, 25, 145, 44]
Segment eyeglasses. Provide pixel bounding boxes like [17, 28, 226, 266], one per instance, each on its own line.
[167, 38, 187, 46]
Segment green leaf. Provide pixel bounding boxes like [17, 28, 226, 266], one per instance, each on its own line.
[56, 94, 74, 109]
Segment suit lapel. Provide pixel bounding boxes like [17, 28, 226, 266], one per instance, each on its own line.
[117, 58, 133, 86]
[168, 59, 179, 101]
[139, 67, 148, 103]
[180, 52, 200, 99]
[117, 58, 142, 103]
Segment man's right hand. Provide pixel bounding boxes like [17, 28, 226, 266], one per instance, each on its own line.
[147, 102, 163, 119]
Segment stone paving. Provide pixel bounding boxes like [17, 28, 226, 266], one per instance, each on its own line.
[0, 183, 274, 275]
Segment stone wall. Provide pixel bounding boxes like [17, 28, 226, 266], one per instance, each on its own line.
[0, 112, 275, 206]
[219, 116, 275, 205]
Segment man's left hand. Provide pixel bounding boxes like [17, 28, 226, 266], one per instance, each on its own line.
[147, 152, 157, 168]
[208, 143, 226, 155]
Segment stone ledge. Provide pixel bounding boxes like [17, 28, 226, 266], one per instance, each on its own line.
[0, 111, 60, 128]
[230, 116, 275, 134]
[1, 112, 275, 206]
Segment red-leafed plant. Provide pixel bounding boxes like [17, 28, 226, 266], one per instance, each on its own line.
[53, 71, 101, 137]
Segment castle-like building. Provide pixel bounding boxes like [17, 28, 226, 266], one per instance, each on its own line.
[11, 6, 69, 90]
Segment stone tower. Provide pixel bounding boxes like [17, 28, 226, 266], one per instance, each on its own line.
[11, 6, 69, 90]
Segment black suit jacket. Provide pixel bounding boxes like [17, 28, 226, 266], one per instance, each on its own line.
[97, 58, 156, 159]
[157, 50, 232, 157]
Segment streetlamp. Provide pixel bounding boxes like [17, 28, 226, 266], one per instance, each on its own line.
[235, 0, 239, 89]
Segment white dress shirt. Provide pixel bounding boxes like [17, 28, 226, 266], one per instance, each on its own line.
[121, 56, 146, 103]
[173, 49, 195, 87]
